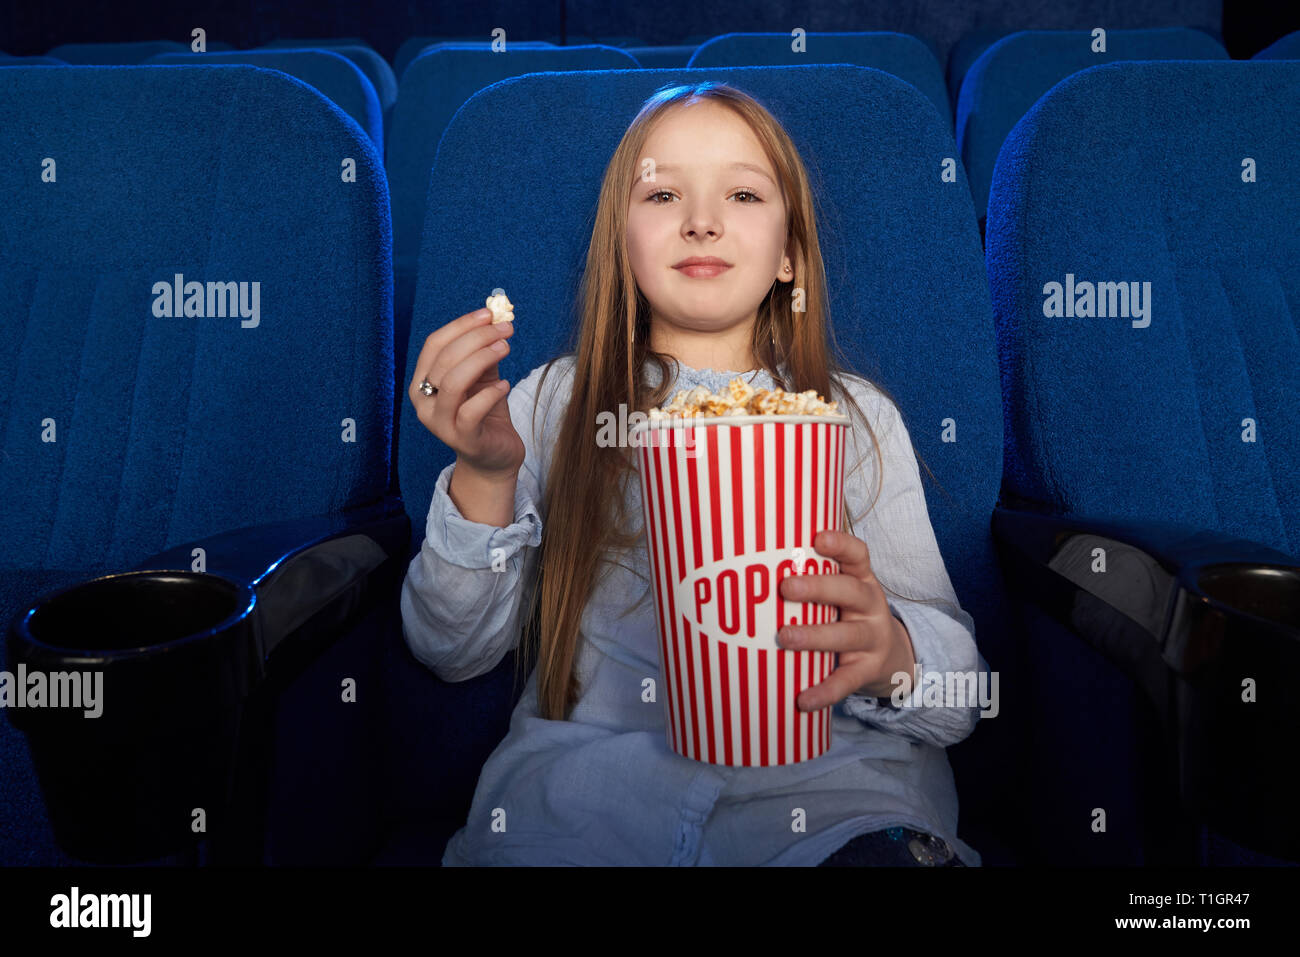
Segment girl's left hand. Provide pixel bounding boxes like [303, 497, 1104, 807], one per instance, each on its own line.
[775, 529, 917, 711]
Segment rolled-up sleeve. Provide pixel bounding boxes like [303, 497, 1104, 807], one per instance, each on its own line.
[400, 361, 564, 682]
[835, 380, 988, 748]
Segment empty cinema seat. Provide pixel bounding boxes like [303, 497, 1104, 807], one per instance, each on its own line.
[627, 45, 696, 68]
[384, 63, 1024, 865]
[0, 54, 65, 66]
[257, 43, 398, 121]
[1252, 30, 1300, 59]
[385, 44, 638, 402]
[393, 37, 555, 79]
[47, 40, 190, 63]
[986, 60, 1300, 865]
[262, 36, 370, 49]
[690, 32, 952, 125]
[958, 28, 1229, 231]
[0, 64, 406, 866]
[151, 49, 385, 154]
[946, 26, 1009, 106]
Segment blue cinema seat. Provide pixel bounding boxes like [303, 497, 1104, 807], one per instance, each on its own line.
[256, 43, 397, 122]
[46, 40, 189, 63]
[1252, 30, 1300, 60]
[150, 50, 385, 154]
[385, 43, 638, 436]
[958, 28, 1229, 233]
[690, 33, 952, 126]
[0, 64, 404, 866]
[392, 37, 556, 80]
[986, 60, 1300, 865]
[0, 55, 65, 66]
[262, 36, 370, 49]
[627, 46, 697, 69]
[946, 26, 1009, 108]
[382, 63, 1022, 865]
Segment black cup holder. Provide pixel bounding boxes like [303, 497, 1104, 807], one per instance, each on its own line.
[22, 571, 251, 654]
[1195, 563, 1300, 632]
[6, 571, 262, 863]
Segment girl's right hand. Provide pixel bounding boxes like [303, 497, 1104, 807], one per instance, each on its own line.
[408, 306, 523, 478]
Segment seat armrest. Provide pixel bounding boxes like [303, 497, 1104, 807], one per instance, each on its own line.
[992, 503, 1300, 859]
[131, 496, 411, 679]
[992, 504, 1298, 676]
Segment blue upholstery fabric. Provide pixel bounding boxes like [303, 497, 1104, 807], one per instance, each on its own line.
[627, 46, 697, 68]
[385, 44, 638, 397]
[0, 55, 65, 66]
[946, 26, 1008, 106]
[262, 37, 370, 49]
[0, 64, 393, 864]
[257, 43, 398, 118]
[46, 40, 189, 63]
[391, 63, 1021, 863]
[986, 60, 1300, 862]
[690, 33, 951, 125]
[1252, 30, 1300, 60]
[393, 38, 556, 79]
[569, 0, 1221, 67]
[987, 60, 1300, 556]
[151, 50, 385, 153]
[958, 29, 1229, 222]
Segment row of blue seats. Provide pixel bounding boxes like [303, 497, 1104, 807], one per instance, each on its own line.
[1, 58, 1296, 866]
[10, 27, 1300, 401]
[12, 28, 1300, 238]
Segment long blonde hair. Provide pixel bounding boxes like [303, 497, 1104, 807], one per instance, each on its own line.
[517, 81, 949, 721]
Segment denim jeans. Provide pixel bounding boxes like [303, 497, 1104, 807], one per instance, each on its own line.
[816, 826, 967, 866]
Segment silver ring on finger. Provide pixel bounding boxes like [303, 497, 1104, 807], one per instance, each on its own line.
[419, 379, 438, 397]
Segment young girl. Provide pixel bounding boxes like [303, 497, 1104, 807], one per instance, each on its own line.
[402, 81, 987, 866]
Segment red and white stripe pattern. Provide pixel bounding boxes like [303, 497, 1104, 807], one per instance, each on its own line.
[636, 416, 848, 766]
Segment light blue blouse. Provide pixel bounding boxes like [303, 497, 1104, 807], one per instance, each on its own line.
[400, 354, 989, 865]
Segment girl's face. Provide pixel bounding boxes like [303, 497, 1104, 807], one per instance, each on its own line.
[626, 100, 791, 366]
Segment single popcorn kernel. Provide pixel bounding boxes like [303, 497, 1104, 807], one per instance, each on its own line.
[486, 292, 514, 324]
[647, 376, 840, 419]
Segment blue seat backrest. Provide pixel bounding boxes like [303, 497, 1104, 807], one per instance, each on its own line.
[0, 55, 65, 66]
[393, 38, 556, 80]
[986, 60, 1300, 559]
[958, 28, 1229, 221]
[403, 59, 1001, 640]
[257, 43, 397, 117]
[690, 33, 951, 125]
[1252, 30, 1300, 60]
[151, 50, 384, 152]
[386, 45, 639, 384]
[46, 40, 189, 63]
[946, 26, 1009, 106]
[0, 64, 393, 575]
[393, 62, 1019, 858]
[627, 46, 696, 69]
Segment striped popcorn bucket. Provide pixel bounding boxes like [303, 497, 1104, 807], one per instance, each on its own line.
[631, 412, 850, 766]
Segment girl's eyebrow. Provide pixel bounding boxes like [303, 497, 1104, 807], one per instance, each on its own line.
[651, 161, 776, 185]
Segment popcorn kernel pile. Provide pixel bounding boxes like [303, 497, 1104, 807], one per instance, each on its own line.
[647, 377, 840, 420]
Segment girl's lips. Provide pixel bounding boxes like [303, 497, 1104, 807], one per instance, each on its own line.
[675, 263, 732, 278]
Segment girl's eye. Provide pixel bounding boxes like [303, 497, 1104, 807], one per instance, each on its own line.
[646, 189, 763, 204]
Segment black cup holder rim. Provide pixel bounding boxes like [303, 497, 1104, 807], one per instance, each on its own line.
[1187, 560, 1300, 592]
[14, 569, 257, 659]
[1181, 560, 1300, 637]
